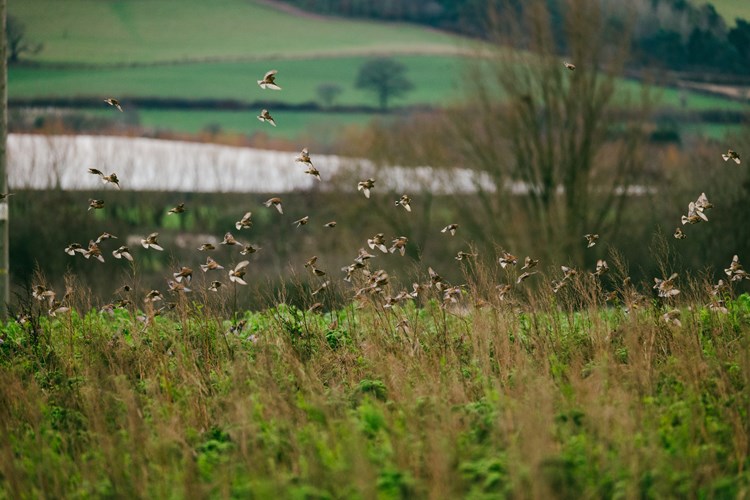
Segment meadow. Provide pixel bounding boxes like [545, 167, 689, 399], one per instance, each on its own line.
[1, 264, 749, 498]
[701, 0, 750, 24]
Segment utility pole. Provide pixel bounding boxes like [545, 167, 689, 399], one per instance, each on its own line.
[0, 0, 9, 317]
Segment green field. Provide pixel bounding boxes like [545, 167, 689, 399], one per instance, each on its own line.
[701, 0, 750, 24]
[9, 0, 471, 64]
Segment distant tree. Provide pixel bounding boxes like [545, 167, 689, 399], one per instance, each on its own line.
[6, 15, 42, 64]
[355, 57, 414, 111]
[316, 82, 343, 108]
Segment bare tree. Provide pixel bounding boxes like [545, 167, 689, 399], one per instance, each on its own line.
[355, 57, 414, 111]
[452, 0, 651, 266]
[7, 15, 41, 64]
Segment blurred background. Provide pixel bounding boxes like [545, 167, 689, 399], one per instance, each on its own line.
[7, 0, 750, 307]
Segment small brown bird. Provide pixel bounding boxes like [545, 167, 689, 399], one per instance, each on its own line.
[395, 194, 412, 212]
[674, 227, 687, 240]
[662, 309, 682, 327]
[368, 233, 388, 253]
[264, 197, 283, 214]
[83, 240, 105, 263]
[498, 252, 517, 269]
[88, 199, 104, 211]
[304, 256, 318, 268]
[563, 61, 576, 71]
[695, 192, 713, 211]
[311, 280, 330, 296]
[722, 149, 741, 164]
[496, 284, 512, 301]
[521, 256, 539, 270]
[167, 203, 185, 215]
[310, 266, 326, 277]
[144, 290, 163, 303]
[304, 165, 321, 181]
[358, 178, 375, 199]
[257, 109, 276, 127]
[208, 281, 223, 292]
[681, 201, 708, 225]
[293, 216, 309, 227]
[201, 256, 224, 272]
[324, 221, 337, 228]
[354, 248, 376, 265]
[112, 245, 133, 261]
[308, 302, 323, 313]
[141, 232, 164, 251]
[64, 243, 85, 256]
[229, 261, 250, 285]
[295, 148, 313, 166]
[593, 259, 609, 277]
[95, 232, 117, 244]
[724, 255, 748, 281]
[561, 266, 577, 280]
[104, 98, 123, 112]
[240, 243, 260, 255]
[653, 273, 680, 298]
[584, 234, 599, 248]
[441, 224, 458, 236]
[257, 70, 281, 90]
[221, 232, 239, 246]
[235, 212, 253, 231]
[516, 271, 537, 284]
[455, 251, 477, 261]
[168, 280, 191, 293]
[173, 266, 193, 283]
[88, 168, 104, 176]
[198, 243, 216, 251]
[390, 236, 408, 256]
[100, 172, 120, 189]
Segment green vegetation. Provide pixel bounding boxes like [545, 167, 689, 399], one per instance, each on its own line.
[1, 276, 749, 497]
[8, 0, 469, 64]
[703, 0, 750, 24]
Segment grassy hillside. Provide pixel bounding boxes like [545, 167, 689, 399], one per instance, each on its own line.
[9, 0, 470, 64]
[704, 0, 750, 24]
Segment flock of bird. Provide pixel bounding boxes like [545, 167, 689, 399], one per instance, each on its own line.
[19, 64, 750, 331]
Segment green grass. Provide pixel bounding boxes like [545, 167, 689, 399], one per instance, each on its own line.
[9, 0, 471, 64]
[702, 0, 750, 24]
[1, 283, 749, 497]
[10, 55, 465, 107]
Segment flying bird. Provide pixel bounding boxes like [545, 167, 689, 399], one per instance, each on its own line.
[167, 203, 185, 215]
[441, 224, 458, 236]
[88, 199, 104, 211]
[293, 216, 309, 227]
[173, 266, 193, 283]
[104, 98, 123, 112]
[240, 244, 261, 255]
[257, 70, 281, 90]
[264, 197, 283, 214]
[141, 233, 164, 251]
[221, 232, 239, 246]
[722, 149, 741, 164]
[673, 227, 686, 240]
[358, 178, 375, 199]
[305, 165, 321, 181]
[563, 61, 576, 71]
[368, 233, 388, 253]
[198, 243, 216, 251]
[229, 261, 250, 285]
[64, 243, 85, 256]
[498, 252, 517, 269]
[112, 246, 133, 261]
[235, 212, 253, 231]
[395, 194, 412, 212]
[389, 236, 408, 256]
[201, 256, 224, 272]
[83, 240, 105, 263]
[584, 234, 599, 248]
[257, 109, 276, 127]
[324, 221, 337, 228]
[295, 148, 313, 166]
[95, 232, 117, 244]
[521, 256, 539, 270]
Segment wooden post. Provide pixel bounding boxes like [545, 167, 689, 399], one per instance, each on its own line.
[0, 0, 9, 317]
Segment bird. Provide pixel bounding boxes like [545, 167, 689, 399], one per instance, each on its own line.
[88, 199, 104, 211]
[593, 259, 609, 277]
[441, 224, 458, 236]
[662, 309, 682, 327]
[83, 240, 104, 263]
[295, 148, 313, 166]
[173, 266, 193, 283]
[221, 232, 239, 246]
[308, 302, 323, 314]
[240, 244, 261, 255]
[201, 256, 224, 272]
[653, 273, 680, 298]
[257, 109, 276, 127]
[354, 248, 376, 265]
[516, 271, 537, 284]
[64, 243, 85, 256]
[724, 255, 748, 281]
[496, 284, 512, 301]
[722, 149, 741, 164]
[264, 197, 283, 214]
[695, 192, 713, 211]
[168, 203, 185, 215]
[198, 243, 216, 251]
[235, 212, 253, 231]
[324, 221, 337, 228]
[561, 266, 577, 280]
[257, 70, 281, 90]
[395, 194, 412, 212]
[358, 178, 375, 199]
[563, 61, 576, 71]
[141, 233, 164, 251]
[208, 281, 223, 292]
[168, 280, 191, 294]
[104, 98, 123, 112]
[498, 252, 517, 269]
[95, 232, 117, 244]
[99, 172, 120, 189]
[310, 266, 326, 277]
[229, 261, 250, 285]
[311, 281, 330, 296]
[390, 236, 408, 256]
[293, 216, 309, 227]
[112, 246, 133, 261]
[0, 193, 13, 200]
[674, 228, 687, 240]
[521, 256, 539, 270]
[304, 256, 318, 268]
[681, 201, 708, 225]
[368, 233, 388, 253]
[584, 234, 599, 248]
[144, 290, 163, 303]
[455, 251, 477, 261]
[304, 165, 321, 181]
